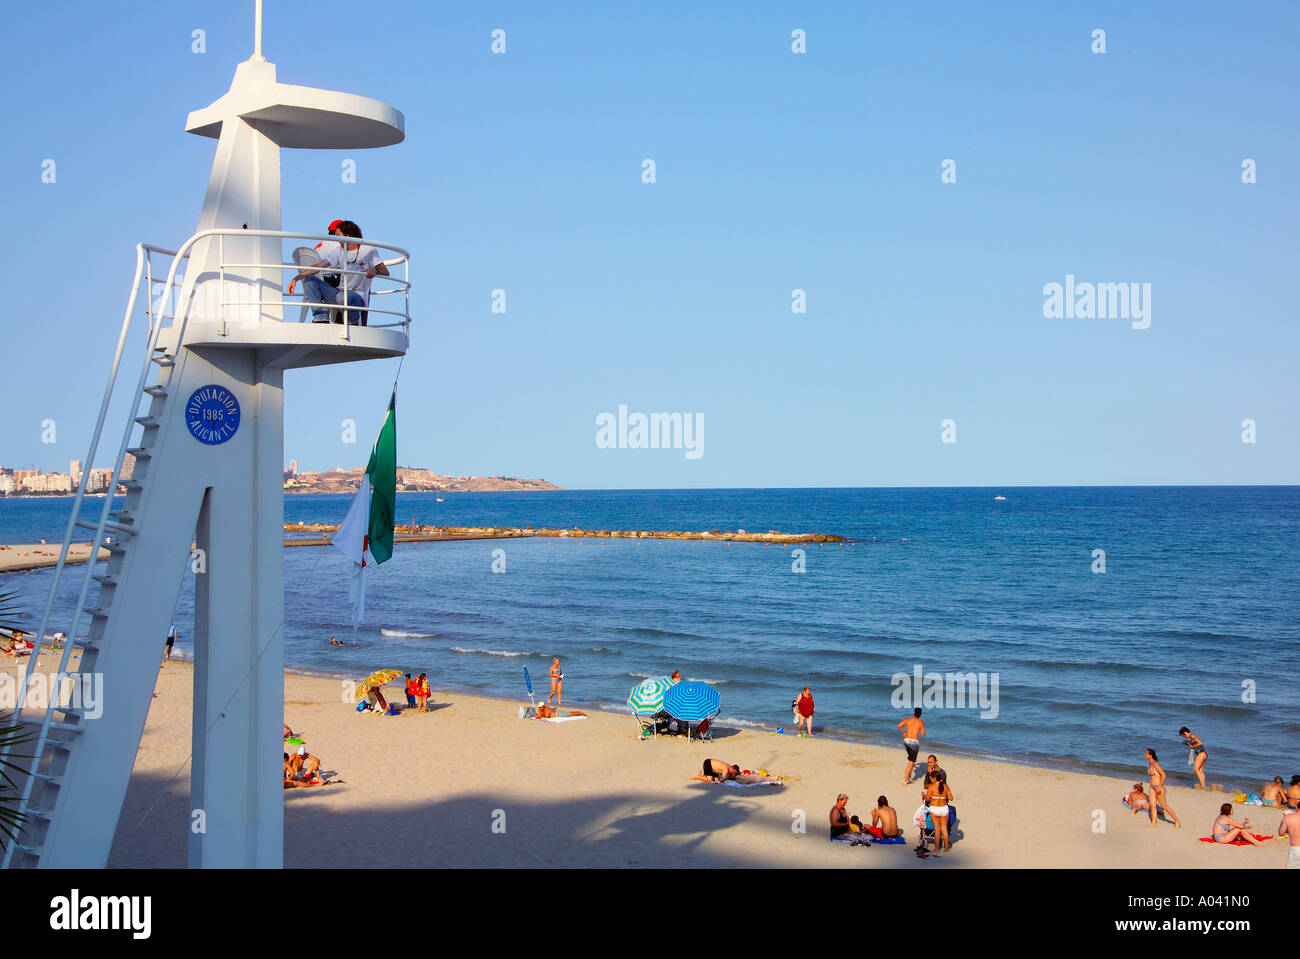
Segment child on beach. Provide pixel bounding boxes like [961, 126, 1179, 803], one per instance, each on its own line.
[417, 673, 430, 712]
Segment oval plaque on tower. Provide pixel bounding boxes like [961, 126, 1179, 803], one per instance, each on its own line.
[185, 385, 241, 445]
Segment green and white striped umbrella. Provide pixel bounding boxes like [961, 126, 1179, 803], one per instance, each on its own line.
[627, 677, 673, 715]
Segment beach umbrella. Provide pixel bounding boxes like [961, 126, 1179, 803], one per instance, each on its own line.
[662, 680, 721, 723]
[524, 666, 536, 707]
[627, 676, 672, 715]
[355, 668, 403, 699]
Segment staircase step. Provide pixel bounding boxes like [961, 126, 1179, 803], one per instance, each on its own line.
[69, 637, 97, 651]
[91, 571, 116, 584]
[150, 355, 175, 367]
[134, 416, 160, 429]
[73, 518, 133, 536]
[81, 607, 108, 620]
[119, 478, 142, 491]
[47, 721, 86, 734]
[125, 447, 151, 459]
[143, 385, 168, 398]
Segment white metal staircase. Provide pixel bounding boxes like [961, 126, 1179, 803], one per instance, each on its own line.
[1, 244, 185, 868]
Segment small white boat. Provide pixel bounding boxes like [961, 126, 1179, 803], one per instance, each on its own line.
[994, 495, 1006, 501]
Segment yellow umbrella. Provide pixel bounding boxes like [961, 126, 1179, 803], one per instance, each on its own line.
[356, 668, 403, 700]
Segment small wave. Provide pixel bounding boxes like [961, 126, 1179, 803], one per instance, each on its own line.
[450, 646, 528, 658]
[381, 628, 439, 639]
[686, 677, 726, 685]
[588, 646, 621, 655]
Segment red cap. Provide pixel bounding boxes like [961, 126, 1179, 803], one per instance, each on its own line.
[327, 219, 343, 231]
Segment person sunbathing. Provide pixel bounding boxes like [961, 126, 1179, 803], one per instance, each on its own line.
[1262, 777, 1290, 808]
[868, 796, 901, 839]
[535, 702, 558, 719]
[693, 759, 741, 783]
[284, 724, 296, 740]
[1212, 803, 1264, 846]
[1126, 784, 1152, 814]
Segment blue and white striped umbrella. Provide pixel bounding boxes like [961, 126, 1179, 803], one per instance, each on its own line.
[662, 681, 721, 723]
[627, 677, 672, 715]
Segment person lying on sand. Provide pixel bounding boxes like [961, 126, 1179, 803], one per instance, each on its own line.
[1212, 803, 1265, 846]
[693, 759, 741, 783]
[284, 724, 296, 740]
[534, 703, 587, 720]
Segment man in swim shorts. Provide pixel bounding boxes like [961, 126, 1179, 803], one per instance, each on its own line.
[898, 708, 925, 785]
[868, 796, 900, 839]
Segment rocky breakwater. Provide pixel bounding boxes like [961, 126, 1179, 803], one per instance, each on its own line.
[283, 523, 845, 544]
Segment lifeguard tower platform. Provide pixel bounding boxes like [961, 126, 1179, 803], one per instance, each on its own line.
[2, 2, 411, 868]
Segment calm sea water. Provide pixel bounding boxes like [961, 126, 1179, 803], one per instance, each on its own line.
[3, 487, 1298, 786]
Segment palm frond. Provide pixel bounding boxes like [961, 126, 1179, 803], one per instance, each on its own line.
[0, 590, 28, 635]
[0, 714, 32, 850]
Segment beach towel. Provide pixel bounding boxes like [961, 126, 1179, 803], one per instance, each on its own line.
[721, 779, 784, 788]
[867, 834, 909, 844]
[829, 834, 870, 845]
[1197, 834, 1272, 845]
[539, 715, 588, 723]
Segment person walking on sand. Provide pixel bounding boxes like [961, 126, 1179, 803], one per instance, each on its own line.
[898, 708, 926, 785]
[1212, 803, 1264, 847]
[1179, 726, 1209, 789]
[547, 658, 564, 705]
[795, 686, 815, 737]
[1146, 749, 1181, 828]
[164, 624, 176, 662]
[1279, 804, 1300, 868]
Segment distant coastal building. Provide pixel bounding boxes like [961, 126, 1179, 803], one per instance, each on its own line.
[0, 475, 14, 495]
[70, 460, 83, 485]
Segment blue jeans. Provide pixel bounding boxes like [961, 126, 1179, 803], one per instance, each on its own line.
[303, 275, 366, 325]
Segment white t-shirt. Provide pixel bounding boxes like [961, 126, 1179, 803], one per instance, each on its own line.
[321, 243, 383, 301]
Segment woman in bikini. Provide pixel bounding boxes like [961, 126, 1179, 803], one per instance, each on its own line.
[1145, 749, 1181, 828]
[1212, 803, 1263, 846]
[548, 658, 563, 706]
[1179, 726, 1208, 789]
[923, 771, 954, 851]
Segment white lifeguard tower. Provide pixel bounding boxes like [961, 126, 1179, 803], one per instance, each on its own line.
[2, 2, 411, 868]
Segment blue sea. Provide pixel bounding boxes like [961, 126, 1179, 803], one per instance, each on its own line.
[2, 487, 1298, 787]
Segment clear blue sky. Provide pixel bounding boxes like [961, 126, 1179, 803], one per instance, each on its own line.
[3, 1, 1296, 488]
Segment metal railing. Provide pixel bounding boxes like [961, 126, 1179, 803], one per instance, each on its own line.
[171, 228, 412, 341]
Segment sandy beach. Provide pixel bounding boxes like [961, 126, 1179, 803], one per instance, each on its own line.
[0, 543, 111, 574]
[1, 656, 1288, 869]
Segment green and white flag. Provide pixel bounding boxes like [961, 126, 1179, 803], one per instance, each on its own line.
[332, 392, 396, 627]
